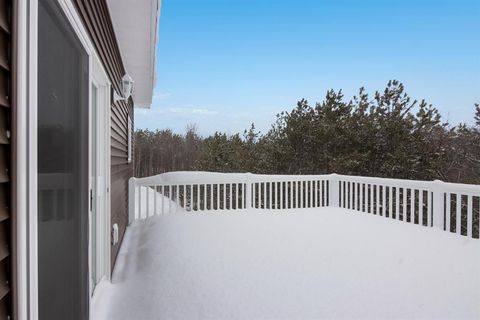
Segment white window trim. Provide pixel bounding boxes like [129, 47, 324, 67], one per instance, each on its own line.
[18, 0, 113, 319]
[16, 0, 32, 319]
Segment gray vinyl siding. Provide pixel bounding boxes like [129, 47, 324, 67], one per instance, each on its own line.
[73, 0, 133, 271]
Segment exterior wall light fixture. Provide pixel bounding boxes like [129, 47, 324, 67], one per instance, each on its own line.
[114, 74, 134, 103]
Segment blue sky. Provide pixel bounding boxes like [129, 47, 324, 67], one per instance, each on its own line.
[136, 0, 480, 136]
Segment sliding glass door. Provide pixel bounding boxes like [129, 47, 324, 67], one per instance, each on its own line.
[90, 84, 98, 295]
[38, 0, 89, 319]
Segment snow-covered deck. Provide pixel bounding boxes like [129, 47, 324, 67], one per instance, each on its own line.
[92, 207, 480, 319]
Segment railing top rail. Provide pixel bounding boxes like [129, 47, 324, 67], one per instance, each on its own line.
[133, 171, 333, 186]
[334, 174, 480, 194]
[132, 171, 480, 195]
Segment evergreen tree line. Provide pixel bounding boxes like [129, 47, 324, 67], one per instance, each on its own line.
[134, 80, 480, 186]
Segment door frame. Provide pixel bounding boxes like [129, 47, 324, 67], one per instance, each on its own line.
[90, 56, 112, 292]
[16, 0, 112, 318]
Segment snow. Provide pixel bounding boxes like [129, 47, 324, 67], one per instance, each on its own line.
[92, 207, 480, 320]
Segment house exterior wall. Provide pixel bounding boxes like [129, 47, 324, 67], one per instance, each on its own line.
[0, 0, 13, 317]
[73, 0, 133, 271]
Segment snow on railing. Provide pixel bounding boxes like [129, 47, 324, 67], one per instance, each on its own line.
[129, 172, 480, 239]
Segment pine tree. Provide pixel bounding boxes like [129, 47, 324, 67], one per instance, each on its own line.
[475, 103, 480, 127]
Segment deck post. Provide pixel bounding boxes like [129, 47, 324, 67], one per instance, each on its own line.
[330, 174, 339, 207]
[128, 177, 137, 224]
[245, 173, 252, 210]
[432, 180, 445, 229]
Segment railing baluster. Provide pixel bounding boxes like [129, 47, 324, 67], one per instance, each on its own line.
[235, 183, 239, 210]
[388, 186, 393, 218]
[348, 182, 352, 209]
[369, 184, 373, 214]
[380, 185, 384, 216]
[310, 180, 313, 208]
[346, 182, 349, 209]
[395, 187, 400, 220]
[188, 185, 193, 212]
[356, 183, 360, 211]
[167, 185, 171, 214]
[456, 193, 461, 234]
[278, 182, 281, 210]
[359, 183, 362, 211]
[359, 183, 363, 211]
[321, 181, 325, 207]
[307, 180, 310, 208]
[301, 181, 304, 208]
[310, 180, 312, 208]
[175, 185, 179, 213]
[274, 182, 278, 209]
[262, 182, 266, 209]
[420, 190, 425, 225]
[285, 181, 292, 209]
[467, 195, 473, 237]
[446, 193, 451, 231]
[339, 181, 343, 208]
[228, 183, 233, 210]
[162, 185, 165, 214]
[146, 185, 151, 217]
[182, 185, 186, 209]
[210, 184, 213, 210]
[426, 190, 431, 227]
[345, 181, 348, 208]
[297, 181, 300, 208]
[410, 189, 415, 224]
[305, 181, 308, 208]
[356, 182, 359, 210]
[153, 185, 157, 216]
[138, 186, 142, 219]
[223, 184, 226, 210]
[203, 184, 207, 211]
[319, 181, 322, 207]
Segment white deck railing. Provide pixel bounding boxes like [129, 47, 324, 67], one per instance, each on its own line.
[129, 172, 480, 239]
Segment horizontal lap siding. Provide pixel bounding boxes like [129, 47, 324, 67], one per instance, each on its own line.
[73, 0, 133, 271]
[0, 0, 12, 318]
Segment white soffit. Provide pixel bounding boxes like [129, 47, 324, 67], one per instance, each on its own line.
[107, 0, 161, 109]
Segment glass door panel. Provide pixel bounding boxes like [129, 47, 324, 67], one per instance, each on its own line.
[38, 1, 89, 319]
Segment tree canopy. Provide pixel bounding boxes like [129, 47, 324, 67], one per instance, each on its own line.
[134, 81, 480, 185]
